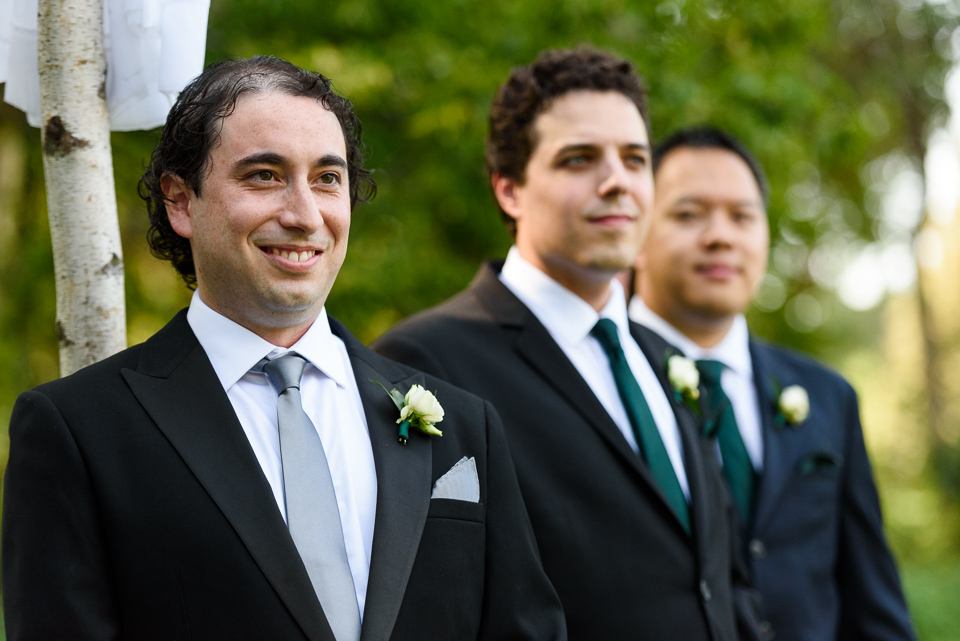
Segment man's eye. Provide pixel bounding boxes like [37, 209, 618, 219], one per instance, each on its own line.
[625, 153, 648, 167]
[253, 170, 274, 181]
[560, 155, 590, 167]
[319, 172, 341, 185]
[673, 210, 697, 221]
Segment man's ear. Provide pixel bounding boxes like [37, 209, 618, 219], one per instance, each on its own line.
[491, 173, 523, 223]
[160, 174, 195, 239]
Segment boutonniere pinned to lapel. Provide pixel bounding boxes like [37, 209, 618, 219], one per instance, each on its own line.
[774, 382, 809, 429]
[372, 381, 445, 444]
[666, 353, 701, 414]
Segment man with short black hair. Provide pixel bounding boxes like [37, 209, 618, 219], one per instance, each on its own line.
[2, 56, 566, 641]
[375, 49, 759, 641]
[630, 125, 915, 641]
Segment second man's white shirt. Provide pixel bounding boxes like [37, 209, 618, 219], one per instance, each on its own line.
[500, 247, 690, 499]
[187, 292, 377, 618]
[629, 297, 764, 471]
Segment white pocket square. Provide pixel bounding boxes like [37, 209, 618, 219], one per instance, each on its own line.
[431, 456, 480, 503]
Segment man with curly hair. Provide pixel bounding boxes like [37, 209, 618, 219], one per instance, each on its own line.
[375, 48, 761, 640]
[2, 56, 566, 641]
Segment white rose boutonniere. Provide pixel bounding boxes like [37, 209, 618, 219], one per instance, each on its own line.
[776, 384, 809, 428]
[666, 354, 701, 415]
[372, 381, 444, 444]
[668, 355, 701, 400]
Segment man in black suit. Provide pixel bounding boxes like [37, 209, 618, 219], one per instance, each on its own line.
[374, 48, 759, 641]
[629, 126, 915, 641]
[2, 56, 565, 641]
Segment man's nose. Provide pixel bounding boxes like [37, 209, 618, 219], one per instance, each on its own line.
[597, 156, 631, 198]
[280, 179, 323, 234]
[701, 210, 735, 247]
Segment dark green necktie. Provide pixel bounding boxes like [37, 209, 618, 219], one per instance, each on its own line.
[696, 359, 756, 525]
[591, 319, 690, 534]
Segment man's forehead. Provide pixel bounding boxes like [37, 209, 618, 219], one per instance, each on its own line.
[657, 147, 763, 205]
[533, 90, 648, 146]
[217, 91, 346, 158]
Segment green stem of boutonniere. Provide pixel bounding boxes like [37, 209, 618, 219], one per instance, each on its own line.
[397, 419, 411, 445]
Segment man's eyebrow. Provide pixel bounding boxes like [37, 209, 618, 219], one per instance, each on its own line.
[234, 152, 285, 171]
[233, 152, 348, 171]
[672, 196, 764, 208]
[554, 142, 650, 157]
[315, 154, 348, 170]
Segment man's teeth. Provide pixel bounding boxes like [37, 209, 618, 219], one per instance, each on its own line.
[268, 248, 315, 262]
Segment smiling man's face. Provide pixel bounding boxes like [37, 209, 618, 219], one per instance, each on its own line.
[638, 146, 769, 328]
[494, 90, 653, 299]
[162, 91, 350, 343]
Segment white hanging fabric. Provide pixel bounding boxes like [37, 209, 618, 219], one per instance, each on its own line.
[0, 0, 210, 131]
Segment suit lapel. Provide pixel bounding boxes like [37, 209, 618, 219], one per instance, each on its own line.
[122, 312, 335, 641]
[750, 340, 799, 533]
[632, 324, 709, 542]
[473, 265, 689, 535]
[331, 320, 432, 641]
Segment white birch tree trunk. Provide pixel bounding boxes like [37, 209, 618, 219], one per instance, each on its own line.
[37, 0, 126, 377]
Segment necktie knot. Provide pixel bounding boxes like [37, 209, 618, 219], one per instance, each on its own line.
[696, 358, 725, 387]
[591, 318, 623, 360]
[262, 353, 308, 396]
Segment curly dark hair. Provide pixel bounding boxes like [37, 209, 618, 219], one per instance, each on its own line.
[486, 46, 649, 235]
[653, 126, 769, 206]
[139, 55, 376, 286]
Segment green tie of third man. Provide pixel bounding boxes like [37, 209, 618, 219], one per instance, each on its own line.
[696, 358, 756, 525]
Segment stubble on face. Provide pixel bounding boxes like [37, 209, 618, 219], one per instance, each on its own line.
[503, 90, 654, 308]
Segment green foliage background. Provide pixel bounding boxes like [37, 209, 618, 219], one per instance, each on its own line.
[2, 0, 960, 636]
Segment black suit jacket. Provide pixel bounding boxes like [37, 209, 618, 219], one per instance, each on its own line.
[743, 340, 914, 641]
[373, 262, 759, 641]
[2, 310, 566, 641]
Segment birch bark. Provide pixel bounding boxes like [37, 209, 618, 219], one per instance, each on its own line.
[37, 0, 126, 376]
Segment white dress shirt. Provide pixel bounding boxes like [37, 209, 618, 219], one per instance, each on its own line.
[629, 297, 764, 471]
[187, 292, 377, 617]
[500, 247, 690, 499]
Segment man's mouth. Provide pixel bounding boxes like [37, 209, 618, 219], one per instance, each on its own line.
[697, 263, 738, 278]
[264, 248, 319, 262]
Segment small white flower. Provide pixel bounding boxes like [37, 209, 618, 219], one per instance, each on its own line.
[400, 384, 445, 427]
[371, 380, 445, 443]
[667, 355, 700, 400]
[778, 385, 809, 425]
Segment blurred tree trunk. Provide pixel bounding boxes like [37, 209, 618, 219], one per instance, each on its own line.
[38, 0, 126, 377]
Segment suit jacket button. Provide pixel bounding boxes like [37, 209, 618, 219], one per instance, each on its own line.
[759, 620, 774, 639]
[749, 539, 767, 559]
[699, 579, 712, 601]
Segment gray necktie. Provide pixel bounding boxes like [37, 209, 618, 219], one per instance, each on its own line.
[262, 353, 361, 641]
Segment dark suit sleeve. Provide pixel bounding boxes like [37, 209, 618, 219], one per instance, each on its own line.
[836, 387, 915, 641]
[477, 400, 567, 641]
[2, 390, 121, 640]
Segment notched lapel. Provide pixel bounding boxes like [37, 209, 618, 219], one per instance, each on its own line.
[338, 331, 432, 641]
[750, 342, 806, 533]
[632, 326, 711, 542]
[123, 340, 335, 641]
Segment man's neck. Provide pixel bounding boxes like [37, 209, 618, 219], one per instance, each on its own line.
[518, 253, 616, 312]
[658, 307, 735, 349]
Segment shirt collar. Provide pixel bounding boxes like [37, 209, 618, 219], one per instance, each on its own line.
[186, 291, 349, 390]
[628, 296, 753, 379]
[500, 246, 632, 348]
